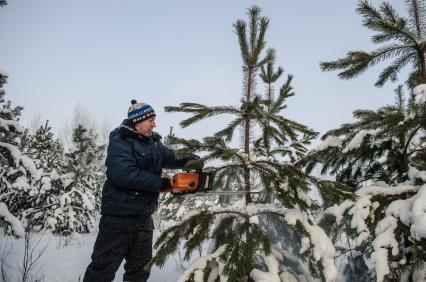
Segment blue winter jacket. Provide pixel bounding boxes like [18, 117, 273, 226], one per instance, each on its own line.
[101, 120, 196, 217]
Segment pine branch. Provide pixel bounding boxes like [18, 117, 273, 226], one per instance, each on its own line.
[375, 51, 415, 87]
[233, 20, 250, 65]
[214, 117, 244, 141]
[165, 103, 241, 128]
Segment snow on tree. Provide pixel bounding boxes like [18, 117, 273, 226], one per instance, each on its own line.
[305, 1, 426, 279]
[302, 87, 426, 280]
[0, 70, 37, 238]
[53, 124, 105, 234]
[148, 6, 353, 281]
[302, 86, 425, 187]
[0, 202, 24, 238]
[322, 179, 426, 281]
[18, 120, 68, 232]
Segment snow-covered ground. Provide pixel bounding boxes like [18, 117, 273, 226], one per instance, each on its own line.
[1, 230, 184, 282]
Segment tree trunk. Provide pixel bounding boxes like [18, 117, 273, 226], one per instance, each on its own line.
[411, 0, 426, 82]
[244, 70, 253, 204]
[399, 133, 409, 181]
[418, 51, 426, 83]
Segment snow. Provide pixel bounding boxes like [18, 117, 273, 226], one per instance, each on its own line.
[1, 230, 183, 282]
[408, 165, 426, 183]
[296, 187, 312, 207]
[325, 183, 426, 281]
[249, 215, 259, 224]
[250, 253, 280, 282]
[279, 271, 300, 282]
[0, 202, 25, 237]
[342, 129, 378, 153]
[181, 209, 201, 222]
[325, 200, 353, 223]
[371, 216, 399, 282]
[358, 184, 419, 197]
[12, 175, 31, 191]
[81, 193, 95, 211]
[0, 117, 24, 132]
[46, 217, 58, 230]
[41, 176, 52, 192]
[299, 237, 310, 254]
[316, 136, 342, 151]
[177, 245, 227, 282]
[20, 154, 40, 179]
[282, 209, 304, 225]
[386, 197, 415, 227]
[334, 184, 420, 247]
[246, 203, 259, 216]
[413, 84, 426, 105]
[0, 141, 38, 179]
[305, 224, 336, 281]
[410, 185, 426, 240]
[413, 264, 426, 282]
[277, 208, 336, 281]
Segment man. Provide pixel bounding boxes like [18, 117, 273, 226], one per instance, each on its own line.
[84, 100, 202, 282]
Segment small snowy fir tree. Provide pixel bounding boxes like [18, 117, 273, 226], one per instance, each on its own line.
[147, 6, 353, 282]
[19, 120, 67, 232]
[54, 124, 105, 235]
[0, 69, 33, 238]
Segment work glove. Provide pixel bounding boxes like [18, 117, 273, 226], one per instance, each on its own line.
[183, 158, 204, 170]
[160, 177, 172, 191]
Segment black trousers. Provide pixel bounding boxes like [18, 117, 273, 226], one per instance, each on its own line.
[83, 214, 154, 282]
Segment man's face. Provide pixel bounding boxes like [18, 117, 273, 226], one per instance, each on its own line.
[135, 117, 156, 136]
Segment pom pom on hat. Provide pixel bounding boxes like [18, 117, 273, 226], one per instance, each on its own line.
[128, 99, 156, 125]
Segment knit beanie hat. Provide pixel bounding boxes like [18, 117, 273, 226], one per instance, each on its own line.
[127, 99, 156, 125]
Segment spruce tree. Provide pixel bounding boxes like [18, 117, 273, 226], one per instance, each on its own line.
[55, 124, 105, 234]
[320, 0, 426, 88]
[307, 1, 426, 279]
[0, 70, 37, 237]
[20, 120, 66, 232]
[300, 86, 426, 280]
[148, 6, 353, 281]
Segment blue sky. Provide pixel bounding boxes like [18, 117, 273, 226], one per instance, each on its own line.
[0, 1, 409, 142]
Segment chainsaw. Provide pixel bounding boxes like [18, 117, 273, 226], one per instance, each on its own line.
[161, 169, 261, 196]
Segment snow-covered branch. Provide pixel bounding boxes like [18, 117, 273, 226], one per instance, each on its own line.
[0, 202, 24, 237]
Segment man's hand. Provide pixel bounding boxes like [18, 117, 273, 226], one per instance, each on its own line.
[183, 158, 204, 170]
[160, 177, 172, 191]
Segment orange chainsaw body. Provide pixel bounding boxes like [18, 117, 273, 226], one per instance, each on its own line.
[171, 172, 199, 193]
[161, 170, 214, 194]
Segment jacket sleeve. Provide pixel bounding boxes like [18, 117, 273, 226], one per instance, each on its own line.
[160, 143, 198, 169]
[106, 139, 161, 192]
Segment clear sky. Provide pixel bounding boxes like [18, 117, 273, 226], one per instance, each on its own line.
[0, 0, 409, 143]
